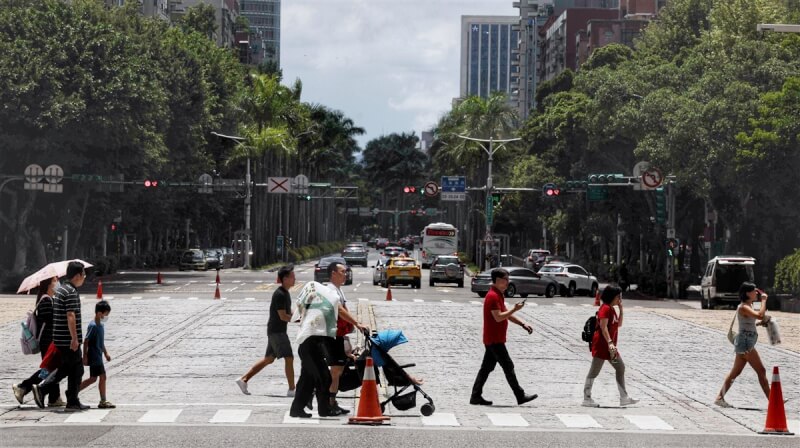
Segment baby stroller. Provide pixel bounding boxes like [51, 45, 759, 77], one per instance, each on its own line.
[347, 329, 435, 416]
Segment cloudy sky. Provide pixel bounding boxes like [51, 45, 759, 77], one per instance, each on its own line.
[281, 0, 517, 147]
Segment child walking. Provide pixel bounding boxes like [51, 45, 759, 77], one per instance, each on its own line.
[80, 300, 115, 409]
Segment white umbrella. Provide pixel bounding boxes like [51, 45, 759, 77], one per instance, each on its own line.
[17, 259, 93, 294]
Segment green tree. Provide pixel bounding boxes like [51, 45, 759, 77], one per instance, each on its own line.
[179, 3, 217, 41]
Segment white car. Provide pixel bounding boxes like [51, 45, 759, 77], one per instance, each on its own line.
[372, 256, 390, 285]
[537, 263, 598, 297]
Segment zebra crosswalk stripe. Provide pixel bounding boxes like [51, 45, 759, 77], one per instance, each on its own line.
[65, 409, 109, 423]
[209, 409, 251, 423]
[556, 413, 601, 428]
[421, 412, 459, 426]
[486, 413, 528, 427]
[138, 409, 183, 423]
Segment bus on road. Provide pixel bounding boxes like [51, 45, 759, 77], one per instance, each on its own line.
[420, 222, 458, 268]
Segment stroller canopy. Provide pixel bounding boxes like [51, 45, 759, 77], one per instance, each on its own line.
[370, 329, 408, 367]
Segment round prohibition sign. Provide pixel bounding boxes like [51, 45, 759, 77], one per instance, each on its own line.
[641, 167, 664, 189]
[424, 181, 439, 197]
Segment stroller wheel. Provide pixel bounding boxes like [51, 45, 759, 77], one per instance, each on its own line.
[420, 403, 435, 416]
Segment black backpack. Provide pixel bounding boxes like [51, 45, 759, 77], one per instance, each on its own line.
[581, 313, 597, 345]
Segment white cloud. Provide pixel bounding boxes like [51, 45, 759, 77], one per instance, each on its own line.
[281, 0, 517, 146]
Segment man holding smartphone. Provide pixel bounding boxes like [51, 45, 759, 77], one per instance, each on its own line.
[470, 268, 538, 406]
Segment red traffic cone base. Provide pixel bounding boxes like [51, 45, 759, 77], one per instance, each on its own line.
[214, 284, 221, 300]
[759, 366, 794, 435]
[349, 357, 390, 425]
[96, 280, 103, 299]
[385, 284, 393, 301]
[156, 272, 162, 285]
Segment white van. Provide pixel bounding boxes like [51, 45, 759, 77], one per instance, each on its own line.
[700, 256, 755, 309]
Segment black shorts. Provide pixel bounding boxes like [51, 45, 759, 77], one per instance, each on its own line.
[89, 365, 106, 378]
[325, 336, 347, 366]
[265, 333, 293, 359]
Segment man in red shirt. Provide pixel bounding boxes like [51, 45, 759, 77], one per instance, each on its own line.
[470, 268, 538, 406]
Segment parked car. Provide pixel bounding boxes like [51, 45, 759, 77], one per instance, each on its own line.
[429, 255, 464, 287]
[204, 249, 223, 270]
[375, 238, 389, 249]
[381, 257, 421, 288]
[471, 267, 559, 298]
[345, 242, 368, 253]
[522, 249, 551, 271]
[700, 256, 755, 309]
[342, 247, 368, 267]
[383, 246, 406, 258]
[314, 257, 353, 285]
[537, 263, 598, 297]
[372, 256, 391, 285]
[179, 249, 208, 271]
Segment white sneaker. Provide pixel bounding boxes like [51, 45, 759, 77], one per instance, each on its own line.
[714, 398, 732, 408]
[620, 397, 639, 407]
[12, 384, 24, 404]
[286, 389, 296, 397]
[581, 398, 600, 407]
[235, 378, 250, 395]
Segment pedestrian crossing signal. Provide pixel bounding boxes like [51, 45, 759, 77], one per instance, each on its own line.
[542, 183, 560, 197]
[144, 179, 158, 188]
[403, 186, 417, 194]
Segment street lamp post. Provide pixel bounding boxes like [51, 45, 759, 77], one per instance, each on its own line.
[757, 23, 800, 33]
[211, 131, 251, 269]
[455, 135, 521, 271]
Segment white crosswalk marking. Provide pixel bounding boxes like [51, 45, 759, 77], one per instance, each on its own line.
[104, 296, 114, 300]
[65, 409, 109, 423]
[187, 297, 198, 301]
[413, 299, 424, 303]
[139, 409, 183, 423]
[131, 296, 142, 300]
[486, 413, 528, 427]
[470, 301, 482, 305]
[282, 411, 319, 424]
[421, 412, 460, 426]
[358, 298, 369, 302]
[244, 297, 255, 301]
[441, 300, 452, 303]
[158, 296, 170, 300]
[788, 419, 800, 434]
[557, 413, 601, 428]
[625, 415, 674, 430]
[209, 409, 251, 423]
[553, 302, 566, 307]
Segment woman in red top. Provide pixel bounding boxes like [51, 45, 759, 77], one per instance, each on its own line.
[582, 285, 639, 407]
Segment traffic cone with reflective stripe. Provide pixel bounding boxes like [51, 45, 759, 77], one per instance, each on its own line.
[759, 366, 794, 435]
[348, 357, 390, 425]
[96, 280, 103, 299]
[385, 283, 393, 301]
[156, 271, 162, 285]
[214, 284, 221, 300]
[594, 289, 601, 306]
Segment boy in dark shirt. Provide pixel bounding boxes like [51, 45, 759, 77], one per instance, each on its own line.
[79, 300, 114, 409]
[236, 265, 296, 396]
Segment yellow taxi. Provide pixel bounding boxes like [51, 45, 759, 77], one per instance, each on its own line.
[381, 257, 421, 289]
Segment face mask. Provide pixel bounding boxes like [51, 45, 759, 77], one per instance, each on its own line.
[101, 316, 109, 323]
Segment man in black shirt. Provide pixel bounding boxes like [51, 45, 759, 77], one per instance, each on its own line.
[33, 261, 88, 411]
[236, 265, 296, 396]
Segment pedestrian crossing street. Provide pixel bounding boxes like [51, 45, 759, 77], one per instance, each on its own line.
[2, 405, 698, 431]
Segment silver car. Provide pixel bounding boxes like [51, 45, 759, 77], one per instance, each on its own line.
[429, 255, 464, 287]
[372, 257, 390, 285]
[537, 263, 598, 297]
[471, 267, 559, 298]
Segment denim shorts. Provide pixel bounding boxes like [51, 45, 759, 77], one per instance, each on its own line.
[734, 330, 758, 354]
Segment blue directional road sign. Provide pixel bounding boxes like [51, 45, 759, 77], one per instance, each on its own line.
[440, 176, 466, 193]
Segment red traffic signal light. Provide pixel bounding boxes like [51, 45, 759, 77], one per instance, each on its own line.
[543, 183, 560, 197]
[110, 223, 117, 232]
[403, 186, 416, 194]
[144, 179, 158, 188]
[410, 209, 417, 215]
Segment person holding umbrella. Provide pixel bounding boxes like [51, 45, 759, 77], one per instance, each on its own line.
[12, 277, 64, 406]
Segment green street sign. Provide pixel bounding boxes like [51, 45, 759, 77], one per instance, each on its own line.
[425, 208, 437, 216]
[587, 186, 608, 201]
[486, 195, 494, 226]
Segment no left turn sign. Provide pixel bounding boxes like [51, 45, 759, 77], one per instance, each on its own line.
[424, 181, 439, 197]
[641, 167, 664, 189]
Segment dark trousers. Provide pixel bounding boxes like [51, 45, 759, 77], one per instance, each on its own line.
[19, 345, 60, 403]
[471, 343, 525, 399]
[291, 336, 331, 415]
[39, 347, 83, 405]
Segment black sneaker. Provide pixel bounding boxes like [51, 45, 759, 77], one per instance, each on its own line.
[333, 404, 350, 415]
[469, 396, 493, 406]
[516, 393, 538, 405]
[321, 407, 344, 417]
[31, 385, 45, 409]
[65, 402, 90, 412]
[289, 409, 312, 418]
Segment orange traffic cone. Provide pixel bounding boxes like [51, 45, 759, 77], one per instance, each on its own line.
[594, 289, 601, 306]
[348, 357, 390, 425]
[759, 366, 794, 435]
[96, 280, 103, 299]
[216, 270, 220, 284]
[385, 283, 393, 301]
[156, 271, 162, 285]
[214, 284, 221, 300]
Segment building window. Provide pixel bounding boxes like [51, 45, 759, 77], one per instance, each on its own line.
[480, 24, 489, 97]
[469, 24, 479, 96]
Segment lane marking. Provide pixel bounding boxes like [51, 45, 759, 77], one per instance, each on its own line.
[131, 296, 142, 300]
[139, 409, 183, 423]
[624, 415, 674, 431]
[232, 280, 241, 284]
[158, 296, 170, 300]
[104, 296, 114, 300]
[413, 299, 424, 303]
[556, 413, 601, 428]
[470, 301, 482, 305]
[244, 297, 256, 301]
[441, 300, 452, 303]
[553, 303, 566, 307]
[282, 410, 319, 424]
[117, 403, 286, 407]
[358, 298, 369, 302]
[187, 297, 198, 301]
[254, 281, 263, 284]
[421, 412, 459, 426]
[486, 413, 528, 427]
[65, 409, 109, 423]
[209, 409, 251, 423]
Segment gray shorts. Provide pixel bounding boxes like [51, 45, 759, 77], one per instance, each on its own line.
[734, 330, 758, 354]
[265, 333, 293, 359]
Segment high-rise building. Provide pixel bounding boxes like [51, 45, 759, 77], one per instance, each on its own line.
[169, 0, 240, 48]
[239, 0, 280, 66]
[460, 16, 519, 100]
[512, 1, 554, 120]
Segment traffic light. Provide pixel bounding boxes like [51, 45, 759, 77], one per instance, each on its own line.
[143, 179, 159, 188]
[297, 194, 311, 201]
[110, 223, 118, 233]
[410, 209, 417, 215]
[655, 186, 666, 224]
[566, 180, 588, 190]
[491, 193, 502, 207]
[403, 186, 417, 194]
[666, 238, 677, 257]
[542, 183, 560, 197]
[587, 173, 623, 184]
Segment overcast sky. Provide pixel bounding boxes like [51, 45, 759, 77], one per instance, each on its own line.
[281, 0, 517, 148]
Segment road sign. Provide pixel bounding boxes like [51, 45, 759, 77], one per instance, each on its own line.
[268, 177, 292, 194]
[276, 235, 284, 254]
[641, 167, 664, 190]
[294, 174, 309, 194]
[23, 164, 44, 190]
[198, 174, 213, 194]
[486, 196, 494, 226]
[423, 181, 439, 197]
[43, 165, 64, 193]
[587, 185, 608, 201]
[441, 176, 466, 193]
[441, 192, 466, 201]
[632, 162, 650, 191]
[425, 207, 438, 216]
